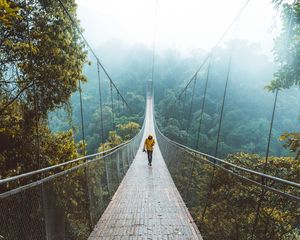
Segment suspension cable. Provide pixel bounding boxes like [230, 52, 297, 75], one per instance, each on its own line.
[110, 81, 115, 130]
[264, 89, 279, 171]
[182, 88, 187, 122]
[69, 17, 87, 155]
[201, 17, 240, 222]
[78, 79, 86, 155]
[251, 5, 295, 239]
[24, 1, 48, 232]
[178, 57, 210, 100]
[178, 0, 251, 99]
[250, 89, 279, 239]
[214, 16, 240, 157]
[196, 56, 212, 149]
[117, 93, 120, 117]
[25, 0, 42, 170]
[56, 0, 131, 111]
[214, 50, 233, 157]
[187, 73, 197, 132]
[263, 2, 294, 172]
[97, 62, 104, 146]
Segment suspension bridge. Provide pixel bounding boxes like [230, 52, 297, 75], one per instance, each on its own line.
[1, 0, 300, 239]
[88, 88, 202, 239]
[0, 80, 299, 239]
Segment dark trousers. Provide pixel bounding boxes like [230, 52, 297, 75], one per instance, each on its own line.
[147, 150, 153, 163]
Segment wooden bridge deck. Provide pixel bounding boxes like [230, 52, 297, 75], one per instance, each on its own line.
[88, 97, 202, 240]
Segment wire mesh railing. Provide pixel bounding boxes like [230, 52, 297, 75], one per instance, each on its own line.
[0, 122, 144, 240]
[155, 123, 300, 240]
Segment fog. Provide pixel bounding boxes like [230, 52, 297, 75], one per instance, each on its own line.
[67, 0, 300, 157]
[76, 0, 281, 56]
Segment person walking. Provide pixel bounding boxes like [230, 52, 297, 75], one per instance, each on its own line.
[143, 134, 155, 166]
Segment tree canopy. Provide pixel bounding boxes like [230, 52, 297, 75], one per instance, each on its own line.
[0, 0, 87, 176]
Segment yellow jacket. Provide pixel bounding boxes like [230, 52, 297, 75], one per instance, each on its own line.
[144, 137, 155, 151]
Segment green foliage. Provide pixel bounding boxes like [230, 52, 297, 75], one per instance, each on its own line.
[48, 65, 146, 153]
[99, 122, 140, 151]
[117, 121, 140, 140]
[280, 130, 300, 160]
[125, 92, 145, 115]
[156, 40, 300, 158]
[51, 167, 90, 239]
[268, 1, 300, 160]
[164, 144, 300, 240]
[99, 131, 123, 151]
[269, 1, 300, 90]
[0, 0, 87, 177]
[1, 0, 87, 116]
[0, 0, 21, 27]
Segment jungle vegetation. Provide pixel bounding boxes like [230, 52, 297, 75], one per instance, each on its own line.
[0, 0, 299, 239]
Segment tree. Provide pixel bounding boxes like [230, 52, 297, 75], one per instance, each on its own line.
[166, 150, 300, 240]
[269, 1, 300, 160]
[117, 122, 140, 140]
[279, 121, 300, 160]
[0, 0, 87, 176]
[99, 131, 122, 151]
[98, 122, 140, 151]
[0, 0, 20, 27]
[269, 1, 300, 89]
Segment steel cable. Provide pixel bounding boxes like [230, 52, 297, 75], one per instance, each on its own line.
[178, 0, 251, 100]
[56, 0, 131, 111]
[196, 56, 212, 150]
[97, 62, 104, 146]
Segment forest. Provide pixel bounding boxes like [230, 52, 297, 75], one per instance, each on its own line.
[50, 38, 300, 160]
[0, 0, 299, 239]
[1, 0, 299, 176]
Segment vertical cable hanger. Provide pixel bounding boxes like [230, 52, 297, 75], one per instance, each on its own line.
[201, 16, 240, 222]
[97, 62, 104, 147]
[25, 0, 42, 169]
[263, 3, 294, 172]
[264, 89, 279, 172]
[78, 79, 86, 155]
[196, 55, 212, 149]
[214, 16, 240, 157]
[110, 81, 115, 130]
[72, 30, 86, 155]
[187, 73, 198, 132]
[25, 0, 47, 231]
[180, 88, 187, 130]
[183, 88, 187, 115]
[250, 6, 295, 239]
[117, 92, 120, 117]
[177, 0, 251, 102]
[66, 4, 92, 230]
[250, 88, 279, 239]
[57, 0, 131, 112]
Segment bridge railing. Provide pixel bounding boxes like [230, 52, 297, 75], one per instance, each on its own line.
[0, 122, 145, 240]
[155, 122, 300, 240]
[0, 142, 130, 191]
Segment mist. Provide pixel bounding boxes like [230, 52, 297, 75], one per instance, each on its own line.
[48, 36, 300, 157]
[76, 0, 280, 56]
[2, 1, 299, 238]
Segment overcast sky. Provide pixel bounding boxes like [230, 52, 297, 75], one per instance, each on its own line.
[76, 0, 282, 55]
